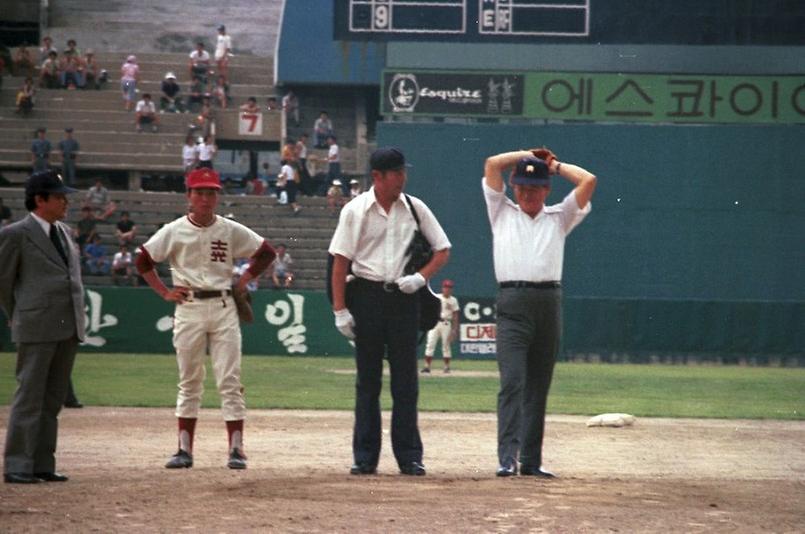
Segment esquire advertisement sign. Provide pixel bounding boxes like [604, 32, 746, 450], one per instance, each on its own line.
[383, 71, 525, 116]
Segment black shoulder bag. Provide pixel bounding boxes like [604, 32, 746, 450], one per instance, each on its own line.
[403, 194, 440, 334]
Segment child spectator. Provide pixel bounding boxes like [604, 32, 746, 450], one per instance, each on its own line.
[245, 175, 266, 196]
[135, 93, 160, 132]
[83, 49, 101, 89]
[39, 50, 59, 89]
[73, 206, 98, 252]
[211, 75, 228, 109]
[60, 51, 84, 89]
[112, 245, 136, 286]
[239, 96, 259, 113]
[313, 111, 333, 148]
[187, 75, 206, 113]
[160, 72, 184, 112]
[84, 234, 111, 275]
[327, 179, 344, 214]
[15, 77, 35, 115]
[182, 135, 198, 172]
[196, 134, 217, 169]
[120, 55, 139, 111]
[266, 96, 280, 111]
[278, 159, 301, 214]
[271, 244, 294, 289]
[188, 42, 211, 84]
[115, 211, 137, 245]
[215, 25, 232, 82]
[12, 43, 35, 77]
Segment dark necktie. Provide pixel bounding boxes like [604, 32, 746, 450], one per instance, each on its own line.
[49, 224, 69, 266]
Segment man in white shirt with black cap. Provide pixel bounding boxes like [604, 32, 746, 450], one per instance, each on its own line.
[329, 147, 451, 477]
[483, 146, 596, 479]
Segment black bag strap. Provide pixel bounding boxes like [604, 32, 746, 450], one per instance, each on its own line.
[403, 194, 422, 229]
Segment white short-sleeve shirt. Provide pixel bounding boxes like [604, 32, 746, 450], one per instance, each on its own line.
[438, 294, 460, 321]
[142, 215, 263, 291]
[189, 50, 210, 63]
[182, 144, 197, 167]
[215, 34, 231, 60]
[329, 188, 451, 282]
[197, 143, 215, 162]
[135, 99, 156, 114]
[483, 178, 590, 283]
[328, 144, 339, 163]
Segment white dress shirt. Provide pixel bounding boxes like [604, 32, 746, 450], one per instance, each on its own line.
[483, 178, 590, 283]
[329, 188, 451, 283]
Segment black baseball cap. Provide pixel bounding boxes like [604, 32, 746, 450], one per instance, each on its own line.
[26, 170, 78, 195]
[370, 147, 411, 172]
[511, 156, 550, 186]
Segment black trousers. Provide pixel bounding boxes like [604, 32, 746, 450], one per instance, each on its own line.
[495, 287, 561, 468]
[349, 278, 422, 468]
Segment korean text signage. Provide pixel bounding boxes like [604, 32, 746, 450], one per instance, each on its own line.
[382, 70, 805, 124]
[457, 297, 498, 358]
[383, 71, 524, 116]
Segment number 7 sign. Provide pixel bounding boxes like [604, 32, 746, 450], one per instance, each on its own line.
[239, 112, 264, 135]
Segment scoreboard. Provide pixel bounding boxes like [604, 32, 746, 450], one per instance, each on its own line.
[334, 0, 805, 45]
[346, 0, 588, 37]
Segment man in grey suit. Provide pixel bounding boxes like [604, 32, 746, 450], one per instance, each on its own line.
[0, 170, 85, 484]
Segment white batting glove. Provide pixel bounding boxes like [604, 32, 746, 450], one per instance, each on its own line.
[334, 308, 355, 339]
[395, 272, 426, 294]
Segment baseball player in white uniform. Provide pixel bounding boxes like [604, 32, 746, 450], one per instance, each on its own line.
[421, 279, 460, 374]
[136, 168, 276, 470]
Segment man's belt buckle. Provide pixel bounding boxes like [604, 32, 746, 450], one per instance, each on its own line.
[382, 282, 397, 293]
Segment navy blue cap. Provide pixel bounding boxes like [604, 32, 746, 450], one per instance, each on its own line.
[511, 156, 550, 186]
[370, 146, 411, 172]
[25, 170, 78, 195]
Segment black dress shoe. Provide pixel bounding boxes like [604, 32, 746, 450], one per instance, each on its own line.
[519, 465, 556, 478]
[349, 462, 377, 475]
[496, 458, 518, 477]
[64, 400, 84, 408]
[399, 461, 426, 476]
[34, 472, 69, 482]
[4, 472, 43, 484]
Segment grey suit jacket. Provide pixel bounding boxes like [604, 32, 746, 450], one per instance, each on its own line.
[0, 213, 85, 343]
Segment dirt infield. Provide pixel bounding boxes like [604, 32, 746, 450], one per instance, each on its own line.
[1, 407, 803, 533]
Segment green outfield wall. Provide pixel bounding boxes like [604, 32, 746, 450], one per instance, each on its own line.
[0, 287, 802, 363]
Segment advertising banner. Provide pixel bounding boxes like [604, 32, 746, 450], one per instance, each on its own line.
[382, 70, 805, 124]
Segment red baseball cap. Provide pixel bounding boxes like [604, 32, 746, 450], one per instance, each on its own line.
[186, 168, 222, 190]
[442, 279, 454, 288]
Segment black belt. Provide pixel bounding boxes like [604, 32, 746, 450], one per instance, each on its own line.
[191, 289, 232, 299]
[499, 281, 561, 290]
[354, 278, 400, 293]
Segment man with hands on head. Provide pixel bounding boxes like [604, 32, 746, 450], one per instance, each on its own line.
[329, 147, 451, 477]
[136, 167, 276, 471]
[484, 146, 596, 479]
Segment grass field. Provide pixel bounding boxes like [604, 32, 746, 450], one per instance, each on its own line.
[1, 353, 803, 419]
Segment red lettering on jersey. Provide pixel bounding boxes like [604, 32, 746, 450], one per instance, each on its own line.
[211, 240, 228, 262]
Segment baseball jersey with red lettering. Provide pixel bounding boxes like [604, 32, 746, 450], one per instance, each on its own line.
[142, 215, 263, 291]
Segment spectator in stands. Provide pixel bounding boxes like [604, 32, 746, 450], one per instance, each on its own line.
[115, 211, 138, 245]
[245, 175, 266, 196]
[38, 35, 57, 65]
[187, 75, 206, 113]
[83, 49, 101, 89]
[84, 179, 117, 219]
[112, 245, 136, 286]
[84, 234, 111, 275]
[281, 138, 297, 163]
[39, 50, 60, 89]
[31, 127, 51, 172]
[282, 90, 300, 126]
[349, 178, 362, 199]
[211, 74, 228, 109]
[195, 97, 215, 137]
[313, 111, 333, 148]
[0, 198, 12, 227]
[239, 96, 260, 113]
[160, 72, 184, 113]
[278, 159, 301, 215]
[64, 39, 81, 58]
[73, 206, 98, 252]
[197, 134, 217, 169]
[266, 97, 280, 111]
[327, 179, 344, 215]
[12, 43, 35, 77]
[60, 50, 84, 89]
[295, 133, 313, 195]
[215, 25, 232, 82]
[271, 244, 294, 289]
[15, 77, 35, 115]
[58, 127, 80, 186]
[135, 93, 160, 133]
[120, 55, 140, 111]
[182, 135, 199, 172]
[259, 162, 277, 195]
[326, 135, 344, 194]
[188, 41, 211, 85]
